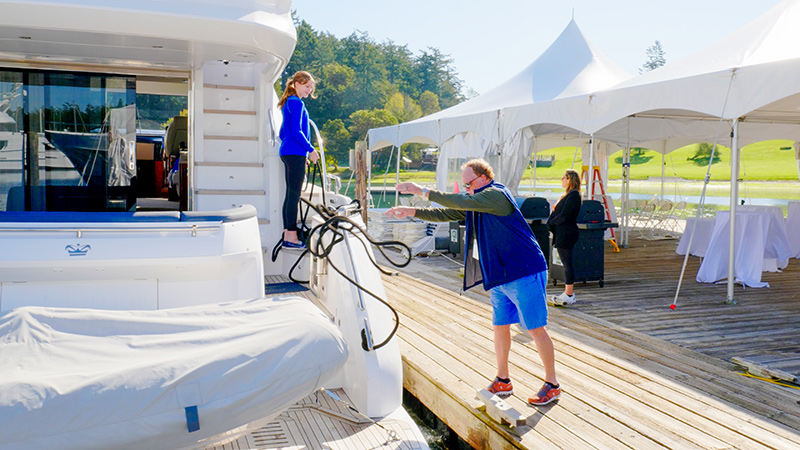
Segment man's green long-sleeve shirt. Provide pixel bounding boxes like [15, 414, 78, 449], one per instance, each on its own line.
[413, 187, 515, 222]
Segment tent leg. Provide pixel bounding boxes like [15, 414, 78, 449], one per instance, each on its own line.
[623, 146, 630, 247]
[532, 141, 538, 195]
[660, 141, 666, 200]
[726, 120, 740, 304]
[586, 136, 594, 200]
[395, 145, 400, 206]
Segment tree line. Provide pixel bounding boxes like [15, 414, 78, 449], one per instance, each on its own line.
[280, 14, 467, 166]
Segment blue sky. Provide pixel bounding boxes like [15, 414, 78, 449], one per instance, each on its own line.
[291, 0, 784, 95]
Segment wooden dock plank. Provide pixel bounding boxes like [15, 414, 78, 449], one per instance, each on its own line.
[387, 279, 712, 449]
[380, 235, 800, 450]
[389, 277, 782, 450]
[387, 278, 667, 449]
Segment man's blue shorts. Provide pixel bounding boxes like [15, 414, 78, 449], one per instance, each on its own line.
[489, 271, 548, 330]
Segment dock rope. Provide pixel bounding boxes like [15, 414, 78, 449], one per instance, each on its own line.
[272, 160, 412, 351]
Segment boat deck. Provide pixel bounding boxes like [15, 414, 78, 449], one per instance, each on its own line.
[208, 277, 425, 450]
[210, 389, 424, 450]
[381, 237, 800, 449]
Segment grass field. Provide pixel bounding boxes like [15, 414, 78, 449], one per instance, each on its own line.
[329, 140, 800, 207]
[526, 140, 799, 181]
[334, 140, 799, 182]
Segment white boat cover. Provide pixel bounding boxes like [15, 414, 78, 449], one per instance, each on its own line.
[0, 296, 347, 450]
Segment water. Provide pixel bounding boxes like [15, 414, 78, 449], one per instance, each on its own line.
[404, 390, 470, 450]
[337, 180, 794, 210]
[517, 185, 792, 208]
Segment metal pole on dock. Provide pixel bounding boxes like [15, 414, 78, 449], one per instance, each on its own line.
[726, 120, 739, 304]
[395, 145, 400, 206]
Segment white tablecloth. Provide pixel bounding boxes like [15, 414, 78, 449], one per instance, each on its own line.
[737, 204, 784, 220]
[719, 205, 786, 271]
[676, 217, 716, 257]
[696, 210, 793, 288]
[788, 201, 800, 258]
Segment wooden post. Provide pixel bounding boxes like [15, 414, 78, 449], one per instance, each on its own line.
[354, 140, 368, 224]
[26, 132, 40, 186]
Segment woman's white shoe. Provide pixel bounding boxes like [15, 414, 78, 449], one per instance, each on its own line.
[548, 292, 576, 306]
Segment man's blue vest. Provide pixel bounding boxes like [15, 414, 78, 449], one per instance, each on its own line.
[463, 181, 547, 291]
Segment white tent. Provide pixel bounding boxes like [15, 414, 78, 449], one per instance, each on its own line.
[506, 0, 800, 152]
[502, 0, 800, 302]
[368, 19, 632, 193]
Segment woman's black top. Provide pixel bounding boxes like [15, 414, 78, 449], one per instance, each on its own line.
[548, 190, 581, 249]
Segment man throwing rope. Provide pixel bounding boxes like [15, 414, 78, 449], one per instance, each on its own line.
[386, 158, 561, 406]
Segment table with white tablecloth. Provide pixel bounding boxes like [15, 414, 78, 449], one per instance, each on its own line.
[737, 205, 788, 271]
[696, 210, 793, 288]
[676, 216, 716, 257]
[737, 204, 784, 220]
[787, 200, 800, 258]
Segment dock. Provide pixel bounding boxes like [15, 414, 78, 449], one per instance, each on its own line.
[381, 238, 800, 449]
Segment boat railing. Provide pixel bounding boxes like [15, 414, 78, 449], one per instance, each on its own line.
[327, 173, 342, 194]
[309, 119, 329, 192]
[0, 223, 222, 238]
[0, 205, 258, 236]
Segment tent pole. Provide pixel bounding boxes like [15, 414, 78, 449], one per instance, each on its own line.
[367, 147, 372, 208]
[532, 143, 538, 195]
[395, 144, 401, 206]
[623, 146, 630, 247]
[661, 140, 666, 200]
[623, 119, 631, 247]
[795, 141, 800, 182]
[380, 146, 395, 205]
[673, 69, 735, 310]
[727, 120, 740, 304]
[587, 136, 594, 200]
[619, 147, 625, 245]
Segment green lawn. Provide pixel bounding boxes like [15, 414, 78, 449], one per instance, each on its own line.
[526, 140, 799, 181]
[331, 140, 798, 183]
[328, 140, 800, 204]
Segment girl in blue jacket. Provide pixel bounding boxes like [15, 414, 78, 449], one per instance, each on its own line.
[277, 71, 320, 249]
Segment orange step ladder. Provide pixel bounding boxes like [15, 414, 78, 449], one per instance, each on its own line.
[581, 165, 620, 252]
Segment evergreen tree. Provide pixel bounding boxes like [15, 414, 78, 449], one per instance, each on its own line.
[640, 40, 666, 74]
[283, 12, 467, 163]
[415, 47, 464, 109]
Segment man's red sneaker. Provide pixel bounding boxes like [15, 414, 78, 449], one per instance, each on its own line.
[487, 377, 514, 398]
[528, 382, 561, 406]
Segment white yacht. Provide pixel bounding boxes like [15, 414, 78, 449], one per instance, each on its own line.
[0, 1, 428, 449]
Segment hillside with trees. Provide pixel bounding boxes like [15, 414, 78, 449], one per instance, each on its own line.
[280, 15, 467, 166]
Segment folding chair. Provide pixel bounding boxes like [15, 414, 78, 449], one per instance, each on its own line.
[662, 200, 686, 233]
[645, 199, 676, 240]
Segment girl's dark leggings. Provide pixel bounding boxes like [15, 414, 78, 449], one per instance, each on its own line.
[556, 247, 575, 285]
[281, 155, 306, 232]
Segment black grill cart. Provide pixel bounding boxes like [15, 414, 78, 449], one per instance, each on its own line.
[549, 200, 617, 287]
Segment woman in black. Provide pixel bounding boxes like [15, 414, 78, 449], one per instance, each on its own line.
[548, 169, 581, 305]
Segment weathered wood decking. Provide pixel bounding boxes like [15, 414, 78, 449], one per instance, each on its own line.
[381, 238, 800, 449]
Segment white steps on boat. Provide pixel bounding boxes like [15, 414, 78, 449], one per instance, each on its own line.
[195, 62, 283, 264]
